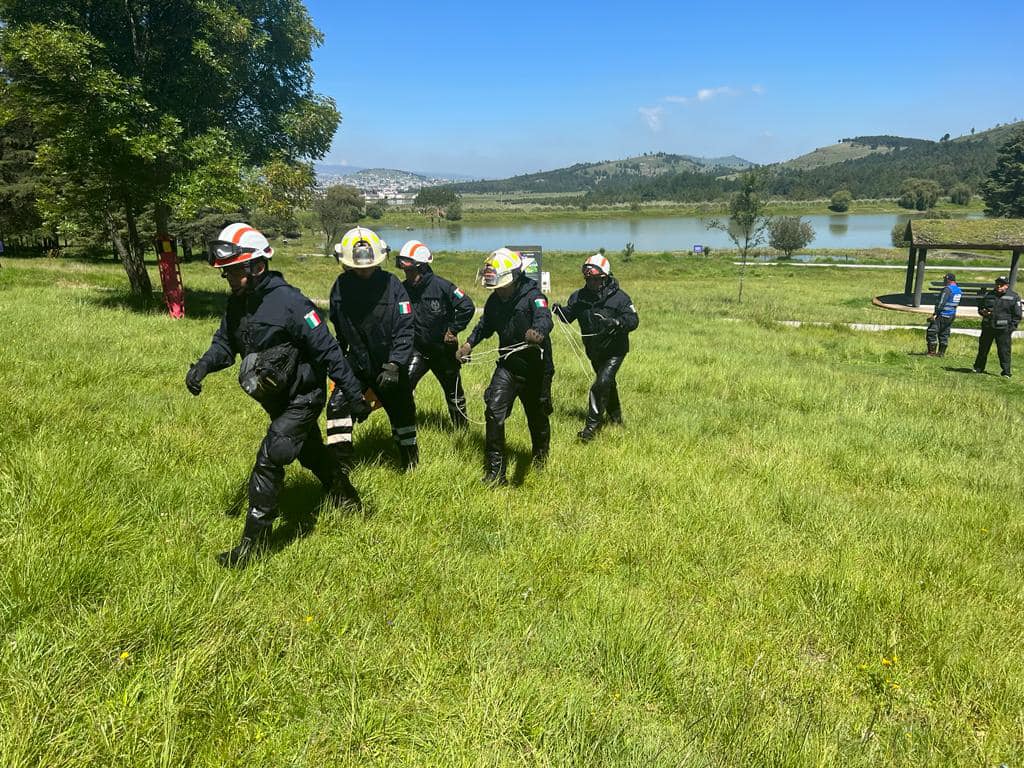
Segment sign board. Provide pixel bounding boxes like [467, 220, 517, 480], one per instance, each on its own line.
[506, 244, 542, 282]
[693, 244, 704, 254]
[541, 271, 551, 294]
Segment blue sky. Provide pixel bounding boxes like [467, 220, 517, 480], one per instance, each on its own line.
[307, 0, 1023, 178]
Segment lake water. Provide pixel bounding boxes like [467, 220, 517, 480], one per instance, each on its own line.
[374, 212, 978, 253]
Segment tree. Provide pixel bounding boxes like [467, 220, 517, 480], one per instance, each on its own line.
[0, 115, 47, 248]
[0, 0, 339, 295]
[251, 157, 316, 238]
[829, 189, 852, 212]
[314, 185, 364, 254]
[949, 183, 972, 206]
[980, 126, 1024, 217]
[444, 199, 463, 221]
[707, 170, 769, 303]
[768, 216, 815, 258]
[414, 186, 458, 209]
[365, 199, 386, 220]
[898, 178, 941, 211]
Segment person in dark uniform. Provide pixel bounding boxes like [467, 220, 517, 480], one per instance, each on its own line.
[553, 254, 639, 442]
[328, 227, 419, 469]
[396, 240, 475, 429]
[926, 272, 962, 357]
[186, 223, 371, 569]
[973, 275, 1022, 377]
[457, 248, 553, 486]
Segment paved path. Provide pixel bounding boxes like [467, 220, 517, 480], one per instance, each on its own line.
[769, 319, 1024, 339]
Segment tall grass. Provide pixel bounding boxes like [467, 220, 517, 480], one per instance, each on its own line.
[0, 252, 1021, 766]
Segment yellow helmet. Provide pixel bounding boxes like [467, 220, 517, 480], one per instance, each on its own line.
[334, 227, 389, 269]
[479, 248, 522, 290]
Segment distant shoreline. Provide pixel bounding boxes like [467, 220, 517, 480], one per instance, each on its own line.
[369, 198, 984, 227]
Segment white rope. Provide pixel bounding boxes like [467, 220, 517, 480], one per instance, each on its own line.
[553, 314, 593, 377]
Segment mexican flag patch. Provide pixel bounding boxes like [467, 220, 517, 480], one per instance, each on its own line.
[453, 287, 465, 299]
[304, 310, 322, 329]
[534, 297, 548, 309]
[398, 301, 412, 315]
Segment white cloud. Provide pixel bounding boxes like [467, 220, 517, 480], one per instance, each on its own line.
[697, 86, 735, 101]
[639, 106, 665, 131]
[752, 84, 765, 95]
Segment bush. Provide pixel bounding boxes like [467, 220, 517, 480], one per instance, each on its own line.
[829, 190, 852, 212]
[949, 183, 972, 206]
[891, 222, 911, 248]
[444, 200, 463, 221]
[898, 178, 941, 210]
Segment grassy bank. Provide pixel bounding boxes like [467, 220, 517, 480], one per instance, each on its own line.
[1, 254, 1021, 765]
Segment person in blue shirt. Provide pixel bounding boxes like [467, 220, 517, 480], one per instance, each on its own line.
[926, 272, 962, 357]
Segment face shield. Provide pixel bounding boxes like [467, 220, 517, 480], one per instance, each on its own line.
[582, 264, 607, 279]
[350, 241, 377, 266]
[395, 255, 418, 270]
[480, 265, 501, 288]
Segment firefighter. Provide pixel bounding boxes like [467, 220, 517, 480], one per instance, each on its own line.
[553, 254, 639, 441]
[457, 248, 553, 486]
[186, 223, 370, 569]
[328, 227, 419, 469]
[396, 240, 476, 428]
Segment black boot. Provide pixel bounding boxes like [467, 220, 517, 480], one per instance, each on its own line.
[218, 511, 271, 569]
[325, 472, 362, 510]
[927, 342, 937, 356]
[481, 452, 507, 486]
[937, 344, 947, 357]
[399, 443, 419, 472]
[578, 423, 599, 443]
[532, 440, 550, 469]
[607, 411, 623, 426]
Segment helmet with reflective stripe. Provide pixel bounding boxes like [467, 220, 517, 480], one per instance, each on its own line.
[335, 226, 389, 268]
[582, 253, 611, 278]
[207, 223, 273, 268]
[396, 239, 433, 268]
[479, 248, 522, 290]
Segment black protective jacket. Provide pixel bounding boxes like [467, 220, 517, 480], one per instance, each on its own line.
[329, 269, 415, 379]
[196, 270, 363, 403]
[403, 268, 475, 355]
[467, 275, 553, 377]
[559, 278, 639, 359]
[980, 288, 1022, 331]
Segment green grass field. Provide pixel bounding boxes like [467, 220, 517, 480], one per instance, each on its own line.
[1, 252, 1022, 766]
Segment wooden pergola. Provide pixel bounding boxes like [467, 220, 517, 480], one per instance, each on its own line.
[903, 219, 1024, 307]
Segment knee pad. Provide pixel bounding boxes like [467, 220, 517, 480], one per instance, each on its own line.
[261, 429, 303, 468]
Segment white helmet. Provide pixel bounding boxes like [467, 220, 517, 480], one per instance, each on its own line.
[479, 248, 522, 290]
[335, 226, 389, 269]
[397, 240, 432, 267]
[207, 223, 273, 268]
[582, 253, 611, 278]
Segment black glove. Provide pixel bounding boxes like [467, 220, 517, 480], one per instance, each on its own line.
[552, 303, 568, 323]
[185, 363, 206, 396]
[524, 328, 545, 346]
[593, 312, 620, 335]
[349, 398, 373, 423]
[376, 361, 400, 389]
[443, 329, 459, 346]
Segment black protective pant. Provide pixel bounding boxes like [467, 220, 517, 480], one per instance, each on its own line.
[585, 355, 625, 428]
[926, 316, 953, 349]
[483, 366, 550, 473]
[974, 326, 1013, 376]
[248, 390, 332, 533]
[408, 348, 467, 428]
[338, 369, 418, 463]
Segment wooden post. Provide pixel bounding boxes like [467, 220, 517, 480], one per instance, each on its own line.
[913, 248, 928, 307]
[904, 246, 917, 295]
[1010, 250, 1021, 290]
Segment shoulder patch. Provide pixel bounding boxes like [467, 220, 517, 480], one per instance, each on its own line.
[304, 309, 322, 329]
[534, 297, 548, 309]
[453, 287, 465, 299]
[398, 301, 412, 315]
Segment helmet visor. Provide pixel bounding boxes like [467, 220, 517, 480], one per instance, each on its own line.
[582, 264, 606, 278]
[351, 241, 376, 266]
[208, 240, 253, 266]
[480, 266, 500, 287]
[395, 255, 417, 270]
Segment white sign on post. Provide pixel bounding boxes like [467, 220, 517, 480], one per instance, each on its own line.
[541, 271, 551, 294]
